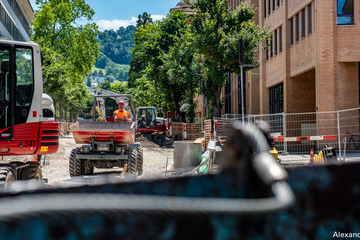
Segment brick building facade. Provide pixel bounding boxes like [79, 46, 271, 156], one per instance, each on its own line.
[224, 0, 360, 116]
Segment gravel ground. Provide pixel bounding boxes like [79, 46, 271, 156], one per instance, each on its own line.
[2, 134, 174, 188]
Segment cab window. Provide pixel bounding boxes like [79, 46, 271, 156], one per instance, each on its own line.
[15, 47, 34, 125]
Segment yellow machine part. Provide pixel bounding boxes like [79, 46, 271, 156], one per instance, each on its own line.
[314, 150, 324, 164]
[270, 147, 279, 159]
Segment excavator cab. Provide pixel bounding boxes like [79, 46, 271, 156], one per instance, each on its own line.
[136, 107, 169, 146]
[0, 40, 59, 156]
[137, 108, 157, 129]
[0, 40, 59, 187]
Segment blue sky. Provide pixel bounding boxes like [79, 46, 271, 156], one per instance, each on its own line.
[29, 0, 180, 30]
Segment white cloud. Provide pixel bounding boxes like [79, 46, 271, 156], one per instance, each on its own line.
[97, 17, 137, 31]
[97, 15, 166, 31]
[151, 14, 166, 21]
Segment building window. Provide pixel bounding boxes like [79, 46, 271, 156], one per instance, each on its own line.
[274, 30, 277, 55]
[270, 83, 284, 114]
[264, 0, 266, 18]
[266, 40, 269, 60]
[296, 13, 299, 42]
[279, 26, 282, 52]
[277, 0, 280, 7]
[270, 35, 273, 58]
[302, 9, 305, 38]
[273, 0, 275, 11]
[290, 18, 294, 45]
[308, 4, 312, 34]
[337, 0, 354, 25]
[268, 0, 271, 15]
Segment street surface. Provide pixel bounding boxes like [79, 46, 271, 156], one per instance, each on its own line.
[2, 135, 174, 188]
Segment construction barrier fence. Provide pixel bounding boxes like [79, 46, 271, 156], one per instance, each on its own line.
[209, 108, 360, 162]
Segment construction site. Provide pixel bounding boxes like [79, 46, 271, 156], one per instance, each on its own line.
[0, 0, 360, 238]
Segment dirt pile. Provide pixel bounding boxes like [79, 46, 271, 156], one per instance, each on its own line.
[137, 137, 160, 149]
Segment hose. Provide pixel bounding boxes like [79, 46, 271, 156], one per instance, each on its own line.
[0, 181, 294, 220]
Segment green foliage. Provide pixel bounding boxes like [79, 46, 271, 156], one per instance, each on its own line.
[96, 26, 135, 65]
[110, 82, 128, 94]
[86, 78, 91, 87]
[99, 81, 111, 90]
[95, 53, 129, 82]
[137, 12, 153, 28]
[98, 70, 104, 77]
[31, 0, 99, 116]
[129, 10, 200, 121]
[185, 0, 270, 117]
[161, 29, 202, 123]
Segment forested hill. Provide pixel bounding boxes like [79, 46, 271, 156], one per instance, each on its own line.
[95, 25, 135, 67]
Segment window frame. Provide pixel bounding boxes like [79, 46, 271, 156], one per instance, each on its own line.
[308, 3, 312, 34]
[274, 29, 277, 55]
[279, 26, 282, 52]
[269, 83, 284, 114]
[14, 46, 35, 125]
[301, 9, 306, 38]
[337, 0, 355, 25]
[290, 18, 294, 45]
[268, 0, 271, 15]
[273, 0, 275, 11]
[270, 35, 273, 58]
[296, 13, 299, 42]
[264, 0, 267, 18]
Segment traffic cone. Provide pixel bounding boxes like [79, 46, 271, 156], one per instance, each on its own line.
[309, 149, 315, 164]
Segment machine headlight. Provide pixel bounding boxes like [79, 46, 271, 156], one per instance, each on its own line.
[80, 146, 90, 153]
[116, 147, 124, 154]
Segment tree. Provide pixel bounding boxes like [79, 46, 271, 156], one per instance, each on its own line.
[110, 82, 128, 94]
[161, 30, 202, 123]
[129, 10, 193, 121]
[136, 12, 153, 28]
[186, 0, 270, 117]
[31, 0, 99, 116]
[99, 81, 111, 90]
[99, 70, 104, 78]
[86, 78, 92, 87]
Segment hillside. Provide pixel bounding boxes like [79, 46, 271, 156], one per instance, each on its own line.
[92, 26, 135, 83]
[96, 26, 135, 66]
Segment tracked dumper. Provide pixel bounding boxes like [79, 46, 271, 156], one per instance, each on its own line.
[69, 94, 142, 180]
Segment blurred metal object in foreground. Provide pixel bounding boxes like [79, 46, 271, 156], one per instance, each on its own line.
[0, 123, 357, 239]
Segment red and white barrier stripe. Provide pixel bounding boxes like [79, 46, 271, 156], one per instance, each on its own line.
[183, 123, 187, 140]
[60, 127, 65, 137]
[273, 135, 336, 143]
[214, 119, 218, 139]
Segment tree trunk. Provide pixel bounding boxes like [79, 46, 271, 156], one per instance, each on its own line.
[59, 105, 62, 135]
[174, 99, 181, 122]
[53, 99, 57, 122]
[212, 84, 222, 117]
[69, 110, 73, 123]
[65, 107, 68, 135]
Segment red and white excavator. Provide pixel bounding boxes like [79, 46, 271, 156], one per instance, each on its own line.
[0, 40, 59, 187]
